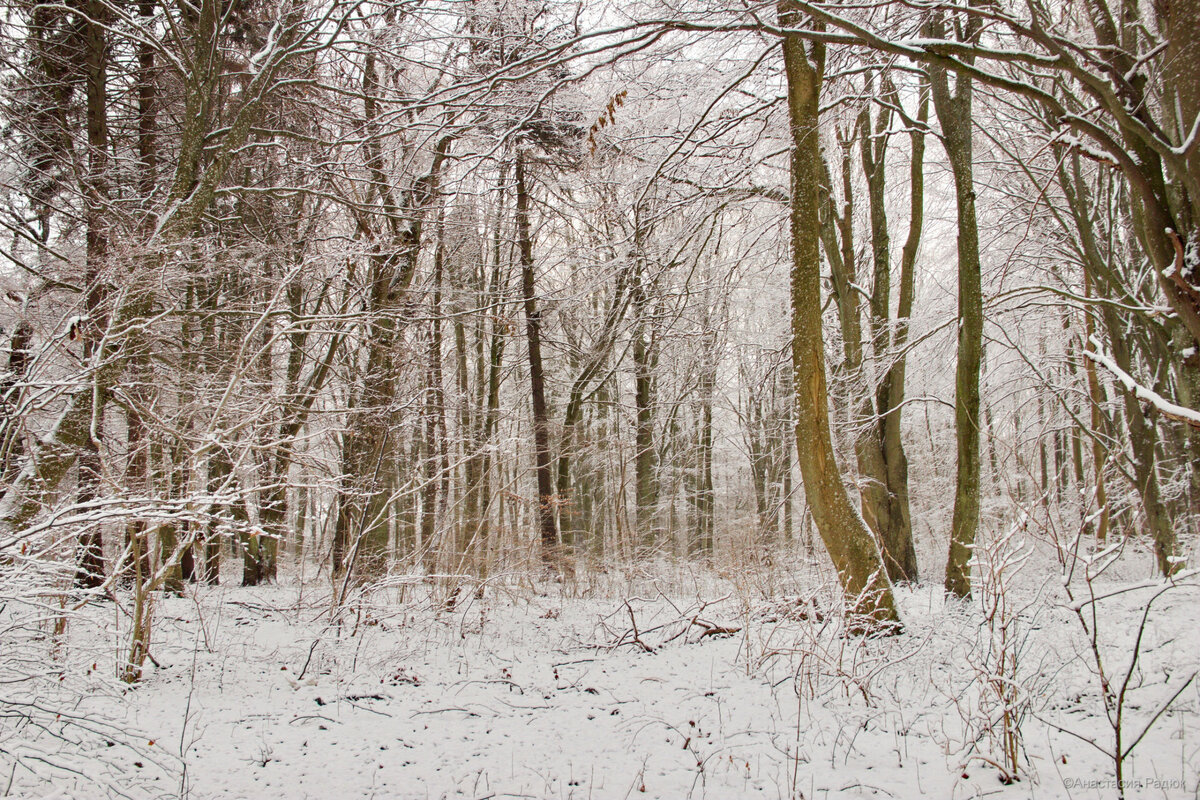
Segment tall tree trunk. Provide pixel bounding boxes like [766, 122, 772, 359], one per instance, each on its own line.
[156, 433, 184, 594]
[930, 4, 985, 599]
[74, 0, 111, 588]
[202, 449, 230, 585]
[780, 4, 900, 628]
[242, 263, 276, 587]
[424, 208, 450, 578]
[1038, 367, 1050, 507]
[453, 279, 478, 570]
[852, 94, 905, 582]
[819, 125, 914, 583]
[514, 151, 560, 569]
[866, 77, 924, 583]
[553, 251, 635, 555]
[779, 359, 795, 546]
[1063, 313, 1089, 525]
[476, 236, 508, 578]
[1082, 274, 1111, 542]
[632, 276, 658, 557]
[122, 364, 152, 586]
[330, 52, 450, 585]
[689, 329, 716, 556]
[459, 167, 509, 578]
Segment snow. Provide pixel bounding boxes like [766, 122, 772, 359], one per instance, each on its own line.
[1085, 335, 1200, 427]
[2, 547, 1198, 799]
[247, 22, 283, 75]
[1184, 235, 1200, 281]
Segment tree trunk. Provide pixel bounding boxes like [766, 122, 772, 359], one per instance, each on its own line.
[74, 0, 111, 589]
[781, 5, 900, 629]
[423, 208, 451, 579]
[1082, 274, 1111, 542]
[514, 151, 561, 569]
[689, 330, 716, 556]
[864, 77, 923, 583]
[156, 433, 184, 595]
[632, 291, 658, 557]
[930, 5, 985, 599]
[0, 323, 33, 492]
[330, 55, 450, 585]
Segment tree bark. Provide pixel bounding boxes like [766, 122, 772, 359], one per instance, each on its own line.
[74, 0, 111, 588]
[861, 77, 922, 583]
[632, 268, 658, 557]
[781, 3, 900, 629]
[930, 4, 985, 599]
[514, 150, 561, 569]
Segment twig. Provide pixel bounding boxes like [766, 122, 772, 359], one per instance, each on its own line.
[625, 600, 655, 653]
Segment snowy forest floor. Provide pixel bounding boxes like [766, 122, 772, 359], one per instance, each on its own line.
[3, 540, 1199, 799]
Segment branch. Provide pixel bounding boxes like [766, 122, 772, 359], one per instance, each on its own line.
[1083, 336, 1200, 429]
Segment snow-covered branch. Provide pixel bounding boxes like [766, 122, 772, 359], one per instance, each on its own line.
[1084, 336, 1200, 428]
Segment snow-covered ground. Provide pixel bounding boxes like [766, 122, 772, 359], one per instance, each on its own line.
[2, 545, 1198, 799]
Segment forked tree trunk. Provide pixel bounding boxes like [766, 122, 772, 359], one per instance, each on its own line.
[861, 77, 922, 583]
[330, 52, 450, 586]
[780, 4, 900, 629]
[818, 93, 921, 586]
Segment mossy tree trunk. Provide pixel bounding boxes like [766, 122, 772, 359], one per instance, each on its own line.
[780, 3, 900, 628]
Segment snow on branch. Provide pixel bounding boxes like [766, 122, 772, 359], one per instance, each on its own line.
[1084, 336, 1200, 429]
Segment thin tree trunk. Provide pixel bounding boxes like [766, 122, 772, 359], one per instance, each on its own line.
[1058, 155, 1175, 566]
[689, 331, 716, 556]
[514, 151, 560, 569]
[632, 278, 658, 557]
[1080, 277, 1111, 541]
[122, 375, 151, 586]
[424, 207, 450, 579]
[158, 433, 185, 594]
[930, 4, 985, 599]
[1063, 315, 1089, 519]
[75, 0, 111, 588]
[476, 239, 508, 578]
[460, 167, 509, 579]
